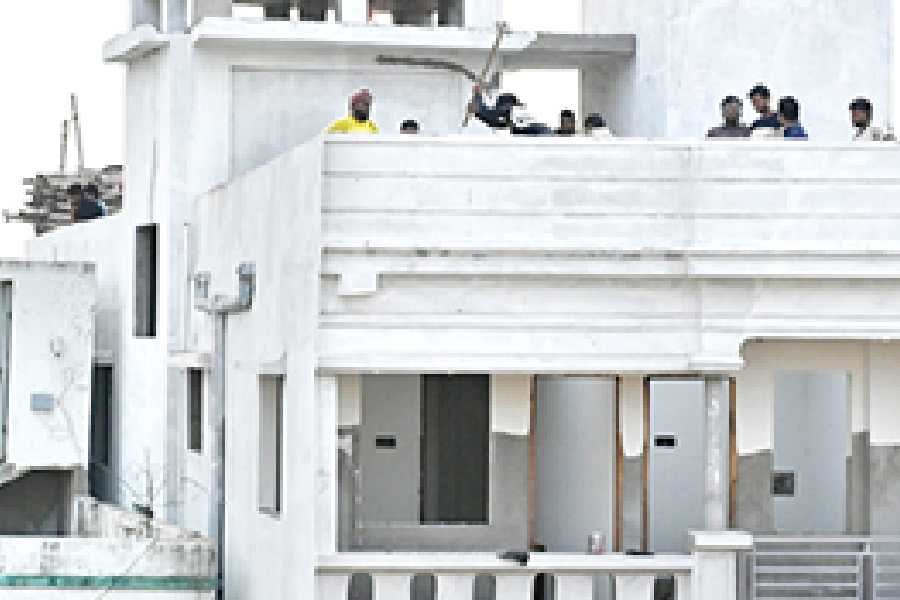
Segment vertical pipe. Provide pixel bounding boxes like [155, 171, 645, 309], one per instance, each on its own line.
[211, 315, 227, 600]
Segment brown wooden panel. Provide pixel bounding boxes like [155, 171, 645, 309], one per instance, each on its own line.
[729, 376, 738, 529]
[528, 375, 537, 549]
[614, 375, 624, 552]
[641, 377, 650, 552]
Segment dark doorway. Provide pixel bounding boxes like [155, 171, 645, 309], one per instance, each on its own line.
[420, 374, 489, 524]
[89, 364, 114, 501]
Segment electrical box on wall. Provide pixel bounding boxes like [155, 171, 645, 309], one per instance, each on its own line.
[772, 471, 795, 497]
[30, 393, 55, 412]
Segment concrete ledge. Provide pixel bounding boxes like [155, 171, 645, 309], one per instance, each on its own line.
[316, 552, 694, 575]
[103, 25, 169, 63]
[692, 531, 753, 552]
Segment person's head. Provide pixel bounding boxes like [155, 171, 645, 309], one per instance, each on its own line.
[849, 97, 873, 129]
[777, 96, 800, 126]
[559, 109, 577, 134]
[350, 89, 372, 122]
[496, 93, 522, 113]
[583, 113, 606, 134]
[83, 183, 99, 200]
[748, 84, 771, 115]
[721, 96, 743, 126]
[400, 119, 419, 134]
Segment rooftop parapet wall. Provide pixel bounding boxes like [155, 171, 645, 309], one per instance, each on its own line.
[195, 136, 900, 374]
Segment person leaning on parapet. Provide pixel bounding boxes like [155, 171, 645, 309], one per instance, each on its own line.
[748, 84, 781, 132]
[848, 97, 894, 141]
[556, 109, 578, 136]
[326, 89, 379, 134]
[706, 96, 752, 138]
[777, 97, 808, 139]
[469, 85, 552, 136]
[583, 113, 612, 138]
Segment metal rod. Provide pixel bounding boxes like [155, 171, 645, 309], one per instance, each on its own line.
[461, 21, 509, 127]
[71, 94, 84, 175]
[59, 120, 68, 175]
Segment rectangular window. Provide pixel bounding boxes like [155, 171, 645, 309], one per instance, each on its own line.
[134, 224, 158, 338]
[188, 369, 203, 453]
[421, 374, 489, 524]
[259, 375, 284, 515]
[89, 364, 113, 500]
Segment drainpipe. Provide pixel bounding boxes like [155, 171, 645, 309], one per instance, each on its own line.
[194, 263, 256, 600]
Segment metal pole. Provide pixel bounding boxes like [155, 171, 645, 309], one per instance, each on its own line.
[211, 315, 227, 600]
[71, 94, 85, 175]
[59, 120, 68, 175]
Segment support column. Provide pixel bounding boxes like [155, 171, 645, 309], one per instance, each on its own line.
[132, 0, 161, 27]
[704, 376, 729, 531]
[164, 0, 188, 31]
[315, 376, 339, 555]
[692, 531, 753, 600]
[340, 0, 368, 22]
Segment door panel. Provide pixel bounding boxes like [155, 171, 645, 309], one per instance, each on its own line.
[649, 380, 706, 554]
[774, 371, 848, 533]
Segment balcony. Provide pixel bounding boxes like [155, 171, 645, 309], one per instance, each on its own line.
[315, 532, 747, 599]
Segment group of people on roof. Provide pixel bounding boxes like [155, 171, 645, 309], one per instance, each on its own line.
[325, 87, 609, 137]
[706, 83, 894, 141]
[326, 85, 895, 141]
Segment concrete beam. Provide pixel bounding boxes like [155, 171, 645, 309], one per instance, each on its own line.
[193, 0, 231, 25]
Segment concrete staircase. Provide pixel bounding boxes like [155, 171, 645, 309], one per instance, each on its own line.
[750, 537, 868, 600]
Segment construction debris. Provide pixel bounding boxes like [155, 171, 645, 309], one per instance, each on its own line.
[3, 94, 123, 236]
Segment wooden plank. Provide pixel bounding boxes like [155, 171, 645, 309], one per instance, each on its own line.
[641, 377, 650, 553]
[528, 374, 537, 549]
[615, 375, 624, 553]
[729, 376, 737, 529]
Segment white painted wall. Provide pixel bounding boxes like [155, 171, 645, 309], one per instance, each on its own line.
[582, 0, 892, 141]
[0, 262, 95, 471]
[192, 140, 322, 600]
[320, 138, 900, 374]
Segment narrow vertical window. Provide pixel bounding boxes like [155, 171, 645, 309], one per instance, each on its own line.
[259, 375, 284, 515]
[134, 224, 158, 337]
[188, 369, 203, 452]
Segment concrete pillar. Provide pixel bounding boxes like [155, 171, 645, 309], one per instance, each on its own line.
[464, 0, 500, 28]
[132, 0, 161, 28]
[692, 531, 753, 600]
[315, 376, 339, 555]
[340, 0, 368, 22]
[192, 0, 231, 25]
[704, 376, 728, 531]
[165, 0, 189, 31]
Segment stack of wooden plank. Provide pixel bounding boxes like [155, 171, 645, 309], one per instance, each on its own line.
[3, 165, 123, 236]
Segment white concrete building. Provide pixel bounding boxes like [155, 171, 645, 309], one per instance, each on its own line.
[13, 0, 900, 599]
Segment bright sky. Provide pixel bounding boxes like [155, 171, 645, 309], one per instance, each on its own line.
[1, 0, 896, 257]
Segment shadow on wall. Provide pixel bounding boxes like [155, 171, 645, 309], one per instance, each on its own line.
[0, 470, 73, 535]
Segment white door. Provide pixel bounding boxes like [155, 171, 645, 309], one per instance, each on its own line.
[774, 371, 848, 533]
[649, 380, 707, 554]
[536, 377, 615, 600]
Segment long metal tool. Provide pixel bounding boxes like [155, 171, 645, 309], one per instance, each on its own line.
[462, 21, 509, 127]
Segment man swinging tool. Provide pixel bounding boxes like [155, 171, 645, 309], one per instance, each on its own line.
[461, 21, 509, 127]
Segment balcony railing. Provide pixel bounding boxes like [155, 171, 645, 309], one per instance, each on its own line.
[316, 532, 751, 600]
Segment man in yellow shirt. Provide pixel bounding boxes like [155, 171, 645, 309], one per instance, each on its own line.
[326, 89, 379, 134]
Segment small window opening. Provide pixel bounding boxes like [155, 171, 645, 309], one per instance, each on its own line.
[259, 375, 284, 514]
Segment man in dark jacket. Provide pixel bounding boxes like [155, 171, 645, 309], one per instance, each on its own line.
[748, 83, 781, 130]
[470, 85, 552, 136]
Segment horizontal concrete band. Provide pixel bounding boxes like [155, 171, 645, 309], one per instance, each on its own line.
[0, 576, 216, 590]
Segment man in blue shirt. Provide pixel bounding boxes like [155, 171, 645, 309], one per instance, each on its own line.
[778, 97, 808, 139]
[748, 84, 781, 130]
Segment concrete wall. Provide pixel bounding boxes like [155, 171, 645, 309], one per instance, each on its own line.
[320, 138, 900, 374]
[192, 139, 322, 600]
[0, 262, 95, 472]
[582, 0, 892, 141]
